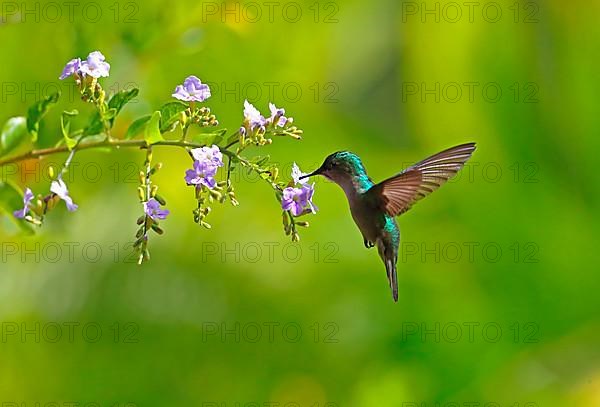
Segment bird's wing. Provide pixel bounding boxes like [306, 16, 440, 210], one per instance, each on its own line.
[367, 143, 476, 217]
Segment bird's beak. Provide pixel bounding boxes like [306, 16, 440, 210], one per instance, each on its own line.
[299, 168, 322, 180]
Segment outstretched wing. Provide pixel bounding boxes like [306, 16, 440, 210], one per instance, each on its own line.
[367, 143, 476, 217]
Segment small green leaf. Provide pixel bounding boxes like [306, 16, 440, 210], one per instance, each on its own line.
[107, 88, 139, 128]
[108, 88, 139, 114]
[83, 111, 105, 136]
[226, 130, 240, 144]
[0, 117, 28, 157]
[250, 155, 270, 166]
[104, 108, 118, 121]
[83, 133, 108, 144]
[126, 115, 151, 140]
[27, 92, 60, 142]
[144, 111, 164, 145]
[159, 101, 187, 133]
[61, 110, 79, 150]
[0, 181, 35, 235]
[190, 129, 227, 146]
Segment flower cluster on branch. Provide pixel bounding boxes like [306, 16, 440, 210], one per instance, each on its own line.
[0, 51, 317, 264]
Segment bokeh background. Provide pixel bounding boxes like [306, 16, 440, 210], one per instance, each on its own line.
[0, 0, 599, 405]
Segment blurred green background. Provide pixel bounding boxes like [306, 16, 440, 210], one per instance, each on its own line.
[0, 0, 599, 405]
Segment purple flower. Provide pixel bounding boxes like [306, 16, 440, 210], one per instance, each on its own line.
[281, 183, 316, 216]
[50, 179, 78, 211]
[268, 103, 292, 127]
[172, 76, 211, 102]
[190, 145, 224, 168]
[243, 100, 266, 131]
[144, 198, 170, 221]
[185, 160, 218, 189]
[13, 188, 34, 219]
[80, 51, 110, 78]
[59, 58, 82, 80]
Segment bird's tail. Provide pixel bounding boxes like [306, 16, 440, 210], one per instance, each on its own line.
[385, 257, 398, 302]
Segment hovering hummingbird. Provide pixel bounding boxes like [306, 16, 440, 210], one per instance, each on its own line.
[300, 142, 476, 302]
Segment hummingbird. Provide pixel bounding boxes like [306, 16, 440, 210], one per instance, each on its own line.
[300, 142, 476, 302]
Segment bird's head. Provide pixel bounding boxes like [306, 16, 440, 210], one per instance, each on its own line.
[300, 151, 367, 185]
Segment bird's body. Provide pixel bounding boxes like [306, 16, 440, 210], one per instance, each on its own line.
[301, 143, 476, 302]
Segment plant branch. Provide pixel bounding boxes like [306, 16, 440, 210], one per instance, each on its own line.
[0, 139, 232, 167]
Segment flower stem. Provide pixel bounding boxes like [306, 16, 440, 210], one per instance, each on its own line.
[0, 139, 226, 167]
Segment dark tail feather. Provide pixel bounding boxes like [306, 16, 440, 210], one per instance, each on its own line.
[385, 258, 398, 302]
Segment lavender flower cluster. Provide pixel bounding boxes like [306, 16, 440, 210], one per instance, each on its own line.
[7, 51, 316, 263]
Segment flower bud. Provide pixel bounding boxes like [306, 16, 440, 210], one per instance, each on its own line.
[137, 187, 145, 201]
[209, 190, 222, 201]
[48, 166, 56, 179]
[151, 224, 164, 235]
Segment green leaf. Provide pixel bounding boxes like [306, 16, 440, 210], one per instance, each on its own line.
[0, 181, 35, 235]
[250, 155, 270, 166]
[159, 101, 187, 133]
[83, 111, 104, 136]
[82, 133, 108, 144]
[0, 117, 28, 157]
[27, 92, 60, 142]
[144, 111, 164, 145]
[108, 88, 139, 114]
[107, 88, 139, 127]
[61, 110, 79, 150]
[190, 128, 227, 146]
[125, 115, 151, 140]
[104, 108, 118, 121]
[226, 130, 240, 144]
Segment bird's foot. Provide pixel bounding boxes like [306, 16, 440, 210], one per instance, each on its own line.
[364, 239, 375, 249]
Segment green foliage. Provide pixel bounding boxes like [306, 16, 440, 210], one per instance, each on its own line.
[144, 111, 164, 144]
[126, 115, 151, 139]
[190, 128, 227, 145]
[107, 88, 140, 127]
[159, 101, 187, 133]
[61, 110, 80, 150]
[83, 111, 105, 136]
[26, 92, 60, 142]
[0, 117, 28, 157]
